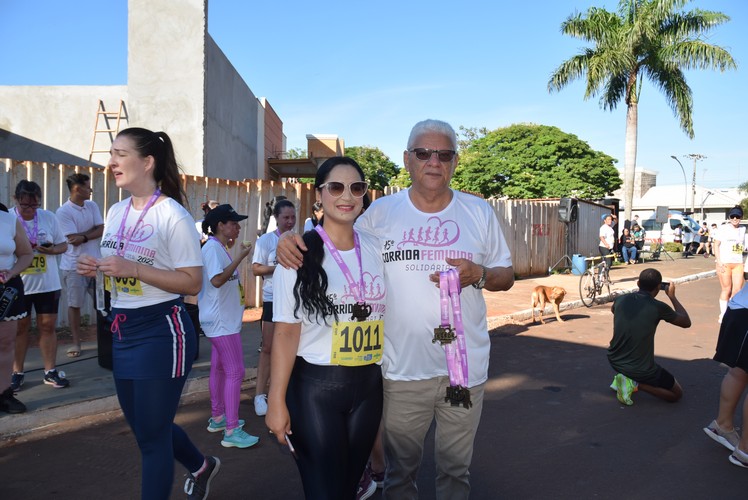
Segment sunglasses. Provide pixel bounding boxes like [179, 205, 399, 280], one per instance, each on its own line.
[18, 203, 40, 209]
[408, 148, 457, 162]
[318, 181, 369, 198]
[730, 215, 742, 220]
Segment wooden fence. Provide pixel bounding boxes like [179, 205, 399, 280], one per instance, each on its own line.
[2, 159, 610, 325]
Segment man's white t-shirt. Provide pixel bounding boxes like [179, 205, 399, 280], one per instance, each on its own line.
[355, 189, 512, 388]
[15, 208, 65, 294]
[56, 199, 104, 270]
[198, 238, 244, 337]
[273, 231, 385, 365]
[99, 197, 202, 309]
[252, 230, 280, 302]
[599, 223, 615, 249]
[715, 224, 747, 264]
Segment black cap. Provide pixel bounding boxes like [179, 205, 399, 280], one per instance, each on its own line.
[204, 204, 248, 227]
[728, 206, 743, 219]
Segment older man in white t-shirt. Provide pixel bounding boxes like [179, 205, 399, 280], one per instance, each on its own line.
[56, 174, 103, 357]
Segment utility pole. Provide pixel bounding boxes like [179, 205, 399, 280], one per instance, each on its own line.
[685, 153, 706, 214]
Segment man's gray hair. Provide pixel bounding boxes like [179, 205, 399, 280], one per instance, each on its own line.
[407, 119, 458, 150]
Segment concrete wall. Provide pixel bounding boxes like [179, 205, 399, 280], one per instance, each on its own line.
[0, 86, 128, 166]
[205, 35, 261, 180]
[261, 97, 285, 180]
[127, 0, 207, 176]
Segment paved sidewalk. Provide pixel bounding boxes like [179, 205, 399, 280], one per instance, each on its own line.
[0, 252, 717, 439]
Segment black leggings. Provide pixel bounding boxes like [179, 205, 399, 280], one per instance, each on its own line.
[115, 377, 204, 500]
[287, 357, 383, 500]
[599, 246, 613, 274]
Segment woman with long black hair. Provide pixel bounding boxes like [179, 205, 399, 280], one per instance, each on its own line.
[266, 157, 385, 499]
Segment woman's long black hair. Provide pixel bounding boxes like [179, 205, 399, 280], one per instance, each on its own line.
[293, 156, 366, 323]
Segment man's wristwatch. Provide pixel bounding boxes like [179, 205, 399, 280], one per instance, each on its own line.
[472, 266, 487, 289]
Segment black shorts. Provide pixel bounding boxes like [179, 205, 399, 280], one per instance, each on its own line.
[262, 301, 274, 322]
[714, 308, 748, 372]
[633, 365, 676, 390]
[1, 276, 27, 322]
[22, 289, 61, 316]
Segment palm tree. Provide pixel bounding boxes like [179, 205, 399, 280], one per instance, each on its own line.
[548, 0, 736, 221]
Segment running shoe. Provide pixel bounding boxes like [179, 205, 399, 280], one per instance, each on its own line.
[703, 420, 740, 451]
[207, 417, 245, 433]
[43, 369, 70, 389]
[221, 428, 259, 449]
[356, 466, 377, 500]
[729, 448, 748, 469]
[366, 463, 384, 489]
[254, 394, 268, 416]
[10, 372, 24, 391]
[609, 375, 618, 392]
[614, 373, 637, 406]
[0, 387, 26, 414]
[184, 456, 221, 500]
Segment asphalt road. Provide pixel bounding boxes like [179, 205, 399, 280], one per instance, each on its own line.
[3, 276, 746, 499]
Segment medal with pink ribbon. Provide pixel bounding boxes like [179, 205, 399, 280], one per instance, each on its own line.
[314, 225, 371, 321]
[433, 268, 472, 409]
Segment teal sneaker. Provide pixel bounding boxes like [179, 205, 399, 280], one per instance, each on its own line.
[221, 428, 259, 449]
[615, 373, 638, 406]
[207, 417, 245, 433]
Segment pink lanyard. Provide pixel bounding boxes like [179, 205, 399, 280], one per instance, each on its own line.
[314, 225, 370, 321]
[115, 190, 161, 257]
[435, 269, 472, 409]
[207, 236, 238, 277]
[15, 207, 39, 246]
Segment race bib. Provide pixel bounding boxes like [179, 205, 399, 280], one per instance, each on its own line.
[330, 319, 384, 366]
[104, 276, 144, 296]
[732, 243, 744, 254]
[21, 254, 47, 275]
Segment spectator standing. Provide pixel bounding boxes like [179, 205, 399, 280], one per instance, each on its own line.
[608, 269, 691, 405]
[198, 204, 259, 449]
[251, 199, 296, 416]
[11, 181, 69, 391]
[278, 119, 515, 499]
[266, 157, 385, 499]
[76, 127, 219, 499]
[599, 214, 615, 273]
[56, 173, 104, 357]
[302, 201, 323, 233]
[703, 282, 748, 468]
[714, 206, 747, 323]
[0, 203, 33, 413]
[696, 221, 710, 257]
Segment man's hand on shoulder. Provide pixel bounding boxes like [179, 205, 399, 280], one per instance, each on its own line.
[276, 231, 306, 270]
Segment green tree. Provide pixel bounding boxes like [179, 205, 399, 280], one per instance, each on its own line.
[548, 0, 736, 221]
[452, 124, 620, 199]
[344, 146, 399, 191]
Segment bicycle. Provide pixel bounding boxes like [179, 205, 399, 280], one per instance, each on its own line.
[579, 254, 617, 307]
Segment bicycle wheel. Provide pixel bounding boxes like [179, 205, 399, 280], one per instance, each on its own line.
[579, 269, 596, 307]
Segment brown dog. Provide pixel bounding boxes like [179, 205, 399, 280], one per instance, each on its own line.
[531, 286, 566, 324]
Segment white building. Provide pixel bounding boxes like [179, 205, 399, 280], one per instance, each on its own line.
[614, 168, 742, 224]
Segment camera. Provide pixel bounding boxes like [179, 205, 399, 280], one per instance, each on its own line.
[659, 282, 670, 291]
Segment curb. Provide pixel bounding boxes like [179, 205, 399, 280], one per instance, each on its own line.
[0, 368, 258, 441]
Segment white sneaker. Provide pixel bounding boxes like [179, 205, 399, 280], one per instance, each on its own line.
[254, 394, 268, 416]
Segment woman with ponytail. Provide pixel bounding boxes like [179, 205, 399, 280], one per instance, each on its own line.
[266, 157, 385, 499]
[77, 127, 219, 499]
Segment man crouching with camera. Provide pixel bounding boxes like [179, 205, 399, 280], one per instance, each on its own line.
[607, 268, 691, 406]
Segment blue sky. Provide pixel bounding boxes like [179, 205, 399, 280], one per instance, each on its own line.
[2, 0, 746, 189]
